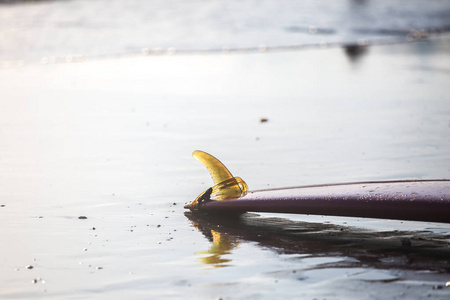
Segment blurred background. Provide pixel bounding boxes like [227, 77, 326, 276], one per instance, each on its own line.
[1, 0, 450, 63]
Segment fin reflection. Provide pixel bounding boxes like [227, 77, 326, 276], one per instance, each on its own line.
[191, 220, 239, 268]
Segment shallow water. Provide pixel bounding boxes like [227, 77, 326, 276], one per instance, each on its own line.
[1, 0, 450, 63]
[1, 1, 450, 299]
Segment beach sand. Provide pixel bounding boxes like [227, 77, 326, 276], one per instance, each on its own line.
[1, 38, 449, 299]
[1, 1, 450, 298]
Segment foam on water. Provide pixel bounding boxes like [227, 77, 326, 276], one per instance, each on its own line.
[1, 0, 450, 64]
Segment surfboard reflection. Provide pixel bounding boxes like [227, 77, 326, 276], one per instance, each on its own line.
[185, 212, 450, 272]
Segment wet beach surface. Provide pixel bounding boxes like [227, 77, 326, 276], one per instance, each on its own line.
[1, 1, 450, 299]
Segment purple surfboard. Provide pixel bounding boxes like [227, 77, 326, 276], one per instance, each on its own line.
[185, 180, 450, 223]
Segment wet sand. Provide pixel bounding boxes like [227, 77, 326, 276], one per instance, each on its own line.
[1, 36, 450, 299]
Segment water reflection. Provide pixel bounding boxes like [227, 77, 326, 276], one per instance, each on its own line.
[193, 226, 238, 268]
[192, 218, 239, 268]
[186, 212, 450, 272]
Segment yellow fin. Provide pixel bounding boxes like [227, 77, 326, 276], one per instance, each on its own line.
[192, 150, 233, 185]
[209, 177, 248, 201]
[190, 151, 248, 210]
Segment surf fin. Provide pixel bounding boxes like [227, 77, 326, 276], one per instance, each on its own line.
[189, 150, 248, 211]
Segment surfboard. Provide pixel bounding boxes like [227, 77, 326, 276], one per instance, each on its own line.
[185, 179, 450, 223]
[185, 151, 450, 223]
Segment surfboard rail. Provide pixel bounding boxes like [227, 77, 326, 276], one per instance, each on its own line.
[185, 179, 450, 223]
